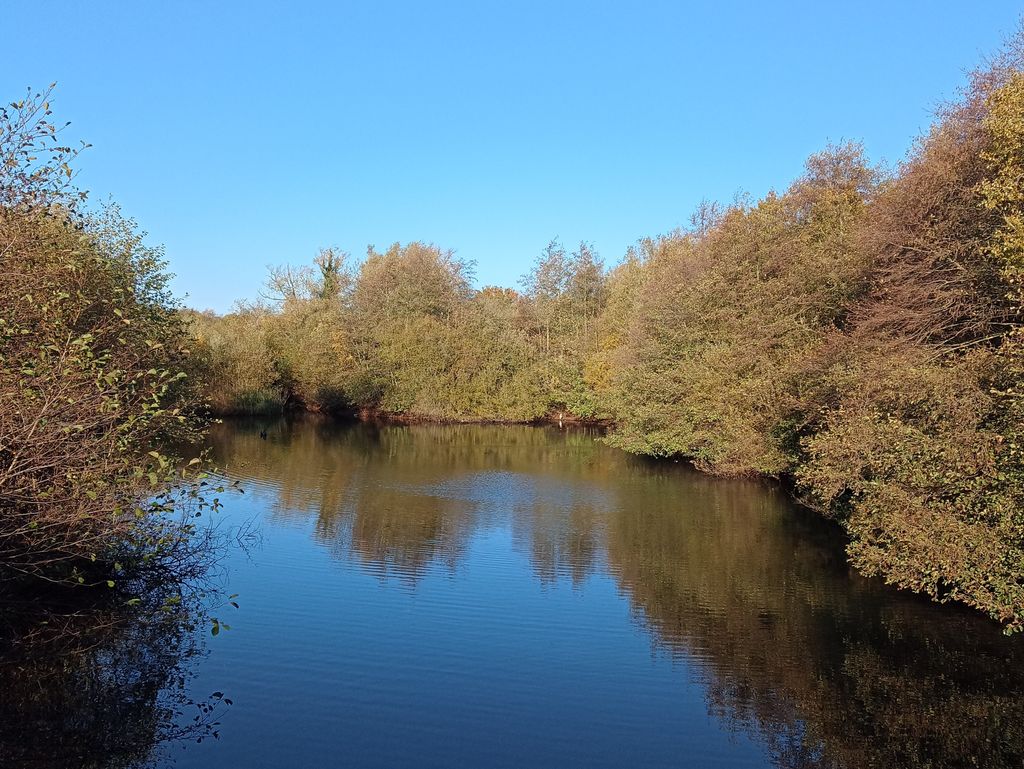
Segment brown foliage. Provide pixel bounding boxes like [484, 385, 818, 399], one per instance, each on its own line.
[0, 91, 209, 587]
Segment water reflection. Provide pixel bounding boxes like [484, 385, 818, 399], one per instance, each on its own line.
[210, 417, 1024, 769]
[0, 585, 225, 769]
[603, 465, 1024, 767]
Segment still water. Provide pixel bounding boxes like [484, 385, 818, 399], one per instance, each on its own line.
[9, 417, 1024, 768]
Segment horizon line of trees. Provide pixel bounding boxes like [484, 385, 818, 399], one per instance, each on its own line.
[189, 30, 1024, 632]
[187, 236, 605, 420]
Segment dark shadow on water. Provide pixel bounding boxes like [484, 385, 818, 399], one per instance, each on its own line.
[0, 577, 230, 768]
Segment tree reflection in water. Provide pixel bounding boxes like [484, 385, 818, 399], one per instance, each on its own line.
[0, 579, 230, 768]
[210, 416, 1024, 769]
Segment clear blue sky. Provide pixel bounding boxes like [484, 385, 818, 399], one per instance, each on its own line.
[3, 1, 1022, 312]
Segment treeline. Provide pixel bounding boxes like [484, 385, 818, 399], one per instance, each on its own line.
[188, 238, 604, 421]
[191, 40, 1024, 629]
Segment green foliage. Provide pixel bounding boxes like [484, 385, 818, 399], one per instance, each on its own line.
[193, 240, 601, 422]
[587, 44, 1024, 629]
[187, 33, 1024, 630]
[790, 57, 1024, 631]
[0, 88, 216, 588]
[598, 40, 1024, 629]
[187, 306, 285, 415]
[520, 240, 607, 417]
[981, 71, 1024, 293]
[604, 144, 875, 474]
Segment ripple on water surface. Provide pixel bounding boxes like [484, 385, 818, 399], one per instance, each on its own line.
[108, 420, 1024, 767]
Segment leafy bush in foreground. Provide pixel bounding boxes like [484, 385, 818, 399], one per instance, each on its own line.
[0, 88, 215, 589]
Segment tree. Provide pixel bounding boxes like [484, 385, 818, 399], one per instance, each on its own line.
[521, 239, 570, 355]
[0, 88, 217, 588]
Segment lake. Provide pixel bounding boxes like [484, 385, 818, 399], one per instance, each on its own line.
[9, 417, 1024, 768]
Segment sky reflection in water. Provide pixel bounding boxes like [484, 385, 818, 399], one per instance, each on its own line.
[152, 418, 1024, 768]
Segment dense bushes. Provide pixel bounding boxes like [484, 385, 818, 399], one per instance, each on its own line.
[792, 58, 1024, 629]
[603, 43, 1024, 629]
[191, 36, 1024, 629]
[0, 89, 215, 589]
[603, 144, 876, 474]
[191, 240, 604, 421]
